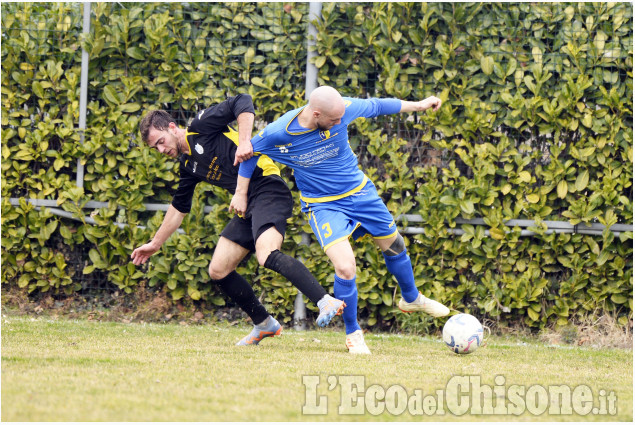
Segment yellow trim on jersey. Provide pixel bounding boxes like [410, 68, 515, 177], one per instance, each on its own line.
[372, 229, 399, 240]
[300, 175, 368, 204]
[309, 210, 325, 247]
[184, 131, 197, 155]
[322, 222, 362, 252]
[285, 107, 313, 135]
[223, 127, 281, 176]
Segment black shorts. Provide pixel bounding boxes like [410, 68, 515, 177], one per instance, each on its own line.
[220, 175, 293, 252]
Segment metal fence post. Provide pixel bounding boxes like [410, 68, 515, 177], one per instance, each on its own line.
[305, 2, 322, 99]
[293, 2, 322, 331]
[76, 2, 91, 188]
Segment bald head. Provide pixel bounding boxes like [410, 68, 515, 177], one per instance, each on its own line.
[305, 86, 346, 131]
[309, 86, 344, 112]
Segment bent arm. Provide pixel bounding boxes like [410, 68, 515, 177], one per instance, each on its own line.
[233, 111, 255, 166]
[232, 128, 270, 215]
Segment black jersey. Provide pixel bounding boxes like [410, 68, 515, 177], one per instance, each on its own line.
[171, 94, 283, 214]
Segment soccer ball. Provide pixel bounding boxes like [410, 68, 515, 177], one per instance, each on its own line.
[443, 313, 484, 354]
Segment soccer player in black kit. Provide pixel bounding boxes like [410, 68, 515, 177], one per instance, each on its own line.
[131, 94, 344, 345]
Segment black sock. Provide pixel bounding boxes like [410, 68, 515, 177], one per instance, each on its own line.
[211, 271, 269, 325]
[263, 250, 327, 305]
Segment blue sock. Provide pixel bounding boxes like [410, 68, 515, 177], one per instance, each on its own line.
[383, 250, 419, 303]
[333, 274, 361, 335]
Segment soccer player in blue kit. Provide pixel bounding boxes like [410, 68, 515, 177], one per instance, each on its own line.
[230, 86, 450, 354]
[131, 94, 345, 346]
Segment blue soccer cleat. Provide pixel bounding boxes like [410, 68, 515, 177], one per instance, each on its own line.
[316, 294, 346, 327]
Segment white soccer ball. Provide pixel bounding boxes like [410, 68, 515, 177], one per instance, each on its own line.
[442, 313, 484, 354]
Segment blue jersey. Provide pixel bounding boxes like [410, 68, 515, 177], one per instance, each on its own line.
[239, 97, 401, 203]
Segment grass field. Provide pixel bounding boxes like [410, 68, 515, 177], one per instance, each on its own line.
[2, 313, 632, 422]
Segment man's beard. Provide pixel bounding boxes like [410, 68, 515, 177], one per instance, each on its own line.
[172, 132, 181, 155]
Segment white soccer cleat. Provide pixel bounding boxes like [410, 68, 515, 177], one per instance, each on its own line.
[398, 292, 450, 317]
[345, 330, 371, 355]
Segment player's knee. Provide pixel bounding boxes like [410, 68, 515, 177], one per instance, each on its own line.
[334, 261, 356, 280]
[256, 248, 272, 267]
[383, 233, 406, 256]
[255, 231, 283, 267]
[209, 262, 230, 281]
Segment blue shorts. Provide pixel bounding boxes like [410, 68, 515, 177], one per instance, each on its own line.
[301, 180, 398, 251]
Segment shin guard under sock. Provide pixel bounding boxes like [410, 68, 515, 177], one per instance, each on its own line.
[264, 249, 327, 305]
[383, 250, 419, 303]
[333, 274, 361, 334]
[212, 271, 269, 324]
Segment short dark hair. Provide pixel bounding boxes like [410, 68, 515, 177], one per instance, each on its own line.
[139, 110, 175, 144]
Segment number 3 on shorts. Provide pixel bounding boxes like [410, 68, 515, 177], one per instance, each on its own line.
[322, 222, 332, 239]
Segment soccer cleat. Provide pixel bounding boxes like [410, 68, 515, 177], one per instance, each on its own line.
[316, 294, 346, 327]
[398, 292, 450, 317]
[236, 316, 282, 346]
[345, 330, 371, 354]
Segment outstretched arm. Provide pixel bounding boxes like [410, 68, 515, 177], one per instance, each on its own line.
[131, 205, 186, 265]
[353, 96, 442, 119]
[399, 96, 442, 113]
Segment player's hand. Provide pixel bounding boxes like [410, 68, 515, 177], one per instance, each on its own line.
[233, 140, 254, 166]
[229, 192, 247, 217]
[420, 96, 442, 112]
[131, 242, 158, 265]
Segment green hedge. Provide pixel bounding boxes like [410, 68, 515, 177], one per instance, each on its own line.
[1, 2, 632, 330]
